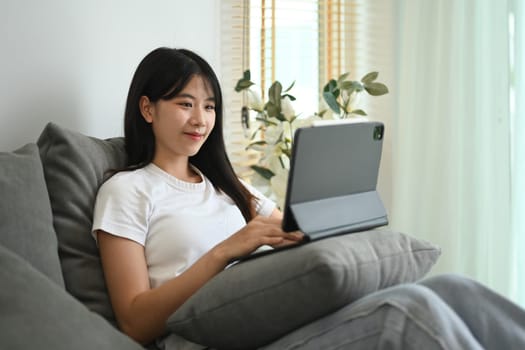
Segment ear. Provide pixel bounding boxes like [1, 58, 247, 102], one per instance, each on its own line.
[139, 96, 154, 123]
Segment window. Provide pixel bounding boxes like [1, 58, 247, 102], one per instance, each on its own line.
[248, 0, 319, 115]
[220, 0, 394, 198]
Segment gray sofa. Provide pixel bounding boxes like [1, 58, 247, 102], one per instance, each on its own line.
[0, 122, 440, 349]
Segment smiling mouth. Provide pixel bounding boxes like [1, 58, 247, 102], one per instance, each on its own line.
[185, 132, 205, 140]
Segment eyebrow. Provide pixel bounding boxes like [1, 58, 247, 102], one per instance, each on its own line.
[176, 93, 215, 102]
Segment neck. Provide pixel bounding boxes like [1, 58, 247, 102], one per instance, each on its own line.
[151, 156, 201, 183]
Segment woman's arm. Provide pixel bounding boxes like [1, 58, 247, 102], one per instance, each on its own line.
[269, 207, 283, 219]
[97, 216, 302, 345]
[97, 230, 227, 344]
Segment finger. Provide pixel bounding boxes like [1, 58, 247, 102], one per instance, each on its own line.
[260, 236, 284, 246]
[272, 238, 303, 248]
[265, 229, 304, 241]
[266, 230, 303, 240]
[286, 232, 305, 241]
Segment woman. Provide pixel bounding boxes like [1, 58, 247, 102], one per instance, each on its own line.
[92, 47, 303, 347]
[93, 47, 525, 349]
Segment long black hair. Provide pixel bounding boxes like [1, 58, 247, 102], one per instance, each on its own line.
[123, 47, 256, 221]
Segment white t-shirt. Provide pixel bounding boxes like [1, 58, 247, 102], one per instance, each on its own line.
[92, 163, 275, 288]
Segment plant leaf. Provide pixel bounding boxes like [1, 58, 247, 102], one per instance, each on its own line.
[265, 101, 280, 118]
[251, 165, 275, 180]
[340, 81, 360, 94]
[323, 79, 337, 93]
[274, 113, 286, 122]
[317, 109, 328, 117]
[337, 72, 350, 83]
[284, 81, 295, 92]
[234, 70, 254, 92]
[364, 82, 389, 96]
[340, 80, 353, 90]
[282, 93, 296, 101]
[255, 116, 277, 126]
[323, 91, 341, 114]
[234, 79, 254, 92]
[361, 71, 378, 84]
[246, 140, 267, 149]
[268, 81, 282, 109]
[323, 80, 340, 99]
[282, 149, 292, 158]
[250, 127, 261, 140]
[351, 109, 367, 116]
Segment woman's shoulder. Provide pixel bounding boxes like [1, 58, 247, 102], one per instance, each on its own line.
[99, 166, 157, 196]
[102, 167, 146, 185]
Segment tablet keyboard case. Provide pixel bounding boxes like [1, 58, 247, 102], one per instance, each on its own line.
[282, 121, 388, 240]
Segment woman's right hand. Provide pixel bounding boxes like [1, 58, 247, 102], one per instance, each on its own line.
[212, 216, 304, 263]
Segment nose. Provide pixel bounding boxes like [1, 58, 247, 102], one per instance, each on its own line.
[190, 106, 206, 126]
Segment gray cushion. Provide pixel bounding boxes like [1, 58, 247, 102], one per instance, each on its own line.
[0, 143, 64, 286]
[167, 229, 441, 349]
[0, 244, 144, 350]
[37, 123, 126, 325]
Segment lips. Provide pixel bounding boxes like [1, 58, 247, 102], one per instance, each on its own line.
[184, 131, 205, 141]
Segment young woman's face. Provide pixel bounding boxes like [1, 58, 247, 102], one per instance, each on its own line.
[141, 75, 216, 163]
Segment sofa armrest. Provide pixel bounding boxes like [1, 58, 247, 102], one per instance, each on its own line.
[0, 244, 144, 350]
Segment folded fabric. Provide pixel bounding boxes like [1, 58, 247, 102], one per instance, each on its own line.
[167, 229, 441, 349]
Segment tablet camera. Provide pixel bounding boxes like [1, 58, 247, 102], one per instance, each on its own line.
[373, 125, 384, 140]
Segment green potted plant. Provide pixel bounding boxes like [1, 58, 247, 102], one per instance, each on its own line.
[235, 70, 388, 206]
[322, 71, 389, 118]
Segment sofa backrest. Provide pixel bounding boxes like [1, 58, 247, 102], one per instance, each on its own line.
[0, 143, 64, 286]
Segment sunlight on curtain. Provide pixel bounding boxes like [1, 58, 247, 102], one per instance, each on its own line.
[509, 0, 525, 306]
[393, 0, 521, 304]
[343, 0, 395, 221]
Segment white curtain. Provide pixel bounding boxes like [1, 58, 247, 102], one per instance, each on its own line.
[393, 0, 523, 304]
[220, 0, 524, 305]
[510, 0, 525, 306]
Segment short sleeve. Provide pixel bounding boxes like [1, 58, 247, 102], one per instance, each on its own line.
[241, 180, 276, 217]
[92, 173, 150, 245]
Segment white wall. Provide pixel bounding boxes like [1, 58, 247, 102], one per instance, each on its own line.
[0, 0, 220, 150]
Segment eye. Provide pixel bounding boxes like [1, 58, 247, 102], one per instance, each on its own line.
[178, 102, 193, 108]
[206, 104, 216, 111]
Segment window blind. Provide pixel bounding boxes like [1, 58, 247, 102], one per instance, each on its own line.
[220, 0, 257, 179]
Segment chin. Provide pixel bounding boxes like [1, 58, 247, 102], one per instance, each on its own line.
[188, 147, 203, 157]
